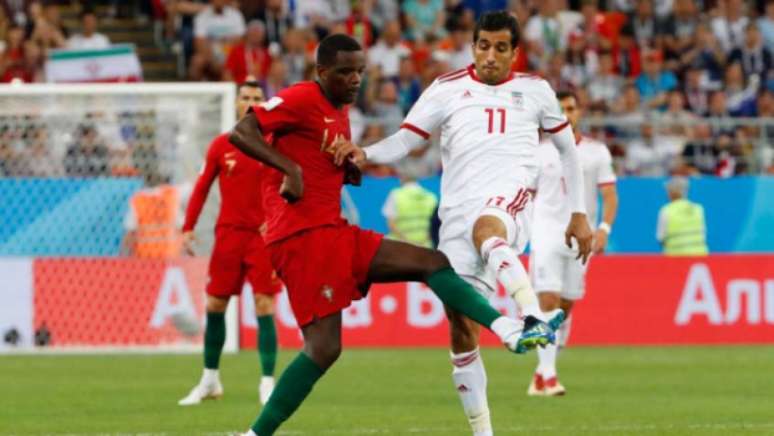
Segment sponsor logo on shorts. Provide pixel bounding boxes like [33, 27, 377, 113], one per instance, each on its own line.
[321, 285, 334, 302]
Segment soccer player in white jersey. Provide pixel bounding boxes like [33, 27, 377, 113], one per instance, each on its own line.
[333, 11, 593, 436]
[529, 90, 619, 396]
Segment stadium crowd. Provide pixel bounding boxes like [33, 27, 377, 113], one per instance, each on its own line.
[1, 0, 774, 179]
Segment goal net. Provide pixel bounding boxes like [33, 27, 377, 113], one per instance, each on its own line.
[0, 83, 239, 353]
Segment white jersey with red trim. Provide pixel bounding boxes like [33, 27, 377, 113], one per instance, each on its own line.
[401, 65, 569, 218]
[532, 135, 616, 248]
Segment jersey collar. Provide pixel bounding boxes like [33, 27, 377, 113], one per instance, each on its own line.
[467, 64, 514, 86]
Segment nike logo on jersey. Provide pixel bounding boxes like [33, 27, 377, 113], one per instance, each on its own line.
[324, 117, 336, 123]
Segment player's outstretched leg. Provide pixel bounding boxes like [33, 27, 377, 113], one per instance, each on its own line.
[447, 308, 492, 436]
[179, 296, 228, 406]
[366, 239, 539, 353]
[255, 294, 278, 405]
[245, 312, 342, 436]
[473, 214, 561, 352]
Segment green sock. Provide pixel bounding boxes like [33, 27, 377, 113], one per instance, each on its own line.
[427, 267, 502, 327]
[257, 315, 277, 376]
[252, 352, 324, 435]
[203, 312, 226, 369]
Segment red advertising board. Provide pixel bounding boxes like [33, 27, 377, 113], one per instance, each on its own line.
[240, 255, 774, 348]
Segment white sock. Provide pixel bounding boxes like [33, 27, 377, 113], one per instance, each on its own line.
[244, 430, 258, 436]
[202, 368, 219, 385]
[558, 314, 572, 347]
[536, 342, 558, 379]
[450, 348, 493, 436]
[480, 237, 542, 319]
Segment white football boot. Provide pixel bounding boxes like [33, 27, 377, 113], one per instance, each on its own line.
[178, 374, 223, 406]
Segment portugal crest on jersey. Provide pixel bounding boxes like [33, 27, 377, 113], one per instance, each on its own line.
[511, 91, 524, 110]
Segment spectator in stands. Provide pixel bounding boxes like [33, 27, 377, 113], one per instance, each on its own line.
[683, 65, 710, 116]
[525, 0, 566, 69]
[189, 0, 245, 81]
[728, 24, 772, 81]
[261, 58, 287, 99]
[64, 124, 110, 177]
[711, 0, 749, 53]
[396, 56, 421, 114]
[252, 0, 292, 51]
[622, 0, 657, 49]
[0, 24, 39, 82]
[636, 49, 677, 109]
[370, 0, 399, 34]
[625, 122, 670, 176]
[612, 27, 641, 78]
[443, 20, 473, 71]
[0, 0, 34, 29]
[367, 20, 409, 79]
[659, 0, 699, 62]
[402, 0, 445, 41]
[344, 0, 373, 48]
[758, 0, 774, 54]
[29, 2, 66, 50]
[612, 84, 645, 126]
[67, 10, 110, 50]
[281, 28, 311, 85]
[223, 20, 271, 84]
[681, 123, 720, 175]
[562, 32, 596, 88]
[368, 79, 403, 136]
[724, 62, 759, 117]
[681, 23, 726, 85]
[21, 126, 64, 177]
[588, 50, 623, 112]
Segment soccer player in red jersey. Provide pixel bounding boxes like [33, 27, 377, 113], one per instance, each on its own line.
[177, 81, 282, 407]
[230, 35, 552, 436]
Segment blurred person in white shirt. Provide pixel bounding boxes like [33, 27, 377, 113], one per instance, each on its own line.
[67, 10, 110, 50]
[189, 0, 245, 81]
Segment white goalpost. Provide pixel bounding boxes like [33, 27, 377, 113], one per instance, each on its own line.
[0, 83, 239, 353]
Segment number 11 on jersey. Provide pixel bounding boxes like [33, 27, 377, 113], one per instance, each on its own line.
[485, 108, 506, 134]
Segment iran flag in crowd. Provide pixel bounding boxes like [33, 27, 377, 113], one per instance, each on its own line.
[45, 44, 143, 83]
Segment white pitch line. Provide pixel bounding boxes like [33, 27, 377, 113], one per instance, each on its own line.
[25, 422, 774, 436]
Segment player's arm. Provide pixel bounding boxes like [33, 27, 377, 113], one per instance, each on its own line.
[229, 111, 303, 203]
[333, 80, 445, 166]
[181, 141, 221, 255]
[540, 84, 592, 263]
[594, 148, 619, 254]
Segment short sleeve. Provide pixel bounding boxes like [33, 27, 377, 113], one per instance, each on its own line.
[596, 146, 617, 185]
[251, 87, 302, 134]
[402, 80, 447, 139]
[537, 80, 569, 133]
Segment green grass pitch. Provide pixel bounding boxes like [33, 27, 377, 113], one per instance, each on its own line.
[2, 346, 773, 435]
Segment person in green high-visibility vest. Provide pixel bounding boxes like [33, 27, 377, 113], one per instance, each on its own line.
[656, 177, 709, 256]
[381, 169, 438, 248]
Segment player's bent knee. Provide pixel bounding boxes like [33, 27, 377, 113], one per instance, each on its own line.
[304, 341, 342, 370]
[254, 295, 275, 316]
[206, 295, 229, 313]
[425, 250, 451, 275]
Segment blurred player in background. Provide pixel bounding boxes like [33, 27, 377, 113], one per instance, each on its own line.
[230, 34, 551, 436]
[178, 80, 282, 407]
[529, 90, 618, 396]
[336, 12, 592, 436]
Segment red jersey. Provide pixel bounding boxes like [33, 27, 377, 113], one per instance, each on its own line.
[183, 133, 264, 232]
[252, 81, 352, 244]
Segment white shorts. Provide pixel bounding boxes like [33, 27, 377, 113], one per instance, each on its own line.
[439, 186, 535, 295]
[529, 241, 590, 301]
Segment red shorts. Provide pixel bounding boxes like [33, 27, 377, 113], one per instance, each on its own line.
[267, 224, 383, 327]
[207, 227, 282, 298]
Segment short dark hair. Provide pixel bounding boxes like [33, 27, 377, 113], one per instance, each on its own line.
[316, 34, 362, 66]
[473, 11, 520, 49]
[556, 90, 577, 102]
[80, 8, 96, 19]
[238, 80, 261, 91]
